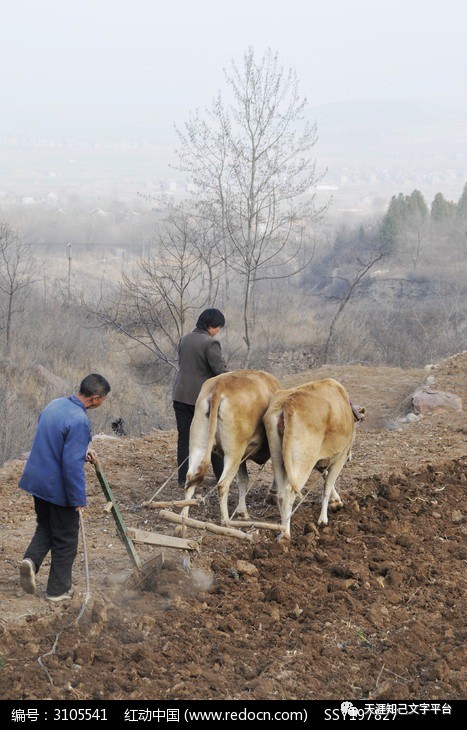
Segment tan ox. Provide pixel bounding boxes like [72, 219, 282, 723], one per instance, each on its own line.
[183, 370, 281, 524]
[263, 378, 364, 540]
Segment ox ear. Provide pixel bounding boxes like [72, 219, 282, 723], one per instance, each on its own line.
[356, 406, 366, 421]
[351, 403, 366, 422]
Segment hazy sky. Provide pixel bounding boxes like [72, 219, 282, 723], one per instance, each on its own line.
[2, 0, 466, 139]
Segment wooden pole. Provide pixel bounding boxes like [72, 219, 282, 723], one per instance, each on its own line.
[158, 510, 253, 541]
[94, 461, 142, 570]
[225, 519, 285, 532]
[143, 499, 201, 509]
[126, 527, 198, 551]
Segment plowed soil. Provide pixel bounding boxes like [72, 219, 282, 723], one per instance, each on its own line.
[0, 354, 466, 701]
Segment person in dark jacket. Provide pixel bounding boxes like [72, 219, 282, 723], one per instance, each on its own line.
[172, 308, 228, 485]
[18, 373, 110, 602]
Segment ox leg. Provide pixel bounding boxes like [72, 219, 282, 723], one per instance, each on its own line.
[179, 436, 214, 521]
[180, 452, 207, 521]
[174, 481, 199, 536]
[217, 457, 242, 525]
[180, 481, 197, 521]
[270, 458, 296, 540]
[265, 478, 278, 505]
[234, 461, 250, 520]
[329, 484, 344, 513]
[277, 481, 296, 541]
[318, 452, 348, 526]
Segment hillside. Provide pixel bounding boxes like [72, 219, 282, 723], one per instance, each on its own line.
[0, 353, 466, 700]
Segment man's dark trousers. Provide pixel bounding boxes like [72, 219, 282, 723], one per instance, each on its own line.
[24, 496, 79, 596]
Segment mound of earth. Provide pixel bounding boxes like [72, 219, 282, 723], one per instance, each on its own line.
[0, 353, 465, 700]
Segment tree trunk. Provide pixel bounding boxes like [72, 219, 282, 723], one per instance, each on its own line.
[5, 292, 13, 357]
[242, 277, 252, 367]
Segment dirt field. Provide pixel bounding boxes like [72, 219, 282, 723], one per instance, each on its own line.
[0, 354, 466, 701]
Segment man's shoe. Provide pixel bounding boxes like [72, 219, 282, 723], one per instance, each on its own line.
[19, 559, 36, 595]
[45, 588, 74, 602]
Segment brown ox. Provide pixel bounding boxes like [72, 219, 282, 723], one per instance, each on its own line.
[183, 369, 281, 524]
[263, 378, 364, 539]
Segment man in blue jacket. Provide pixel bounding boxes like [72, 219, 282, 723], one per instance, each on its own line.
[18, 373, 111, 602]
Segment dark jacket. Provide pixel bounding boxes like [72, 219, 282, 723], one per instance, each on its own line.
[19, 396, 92, 507]
[172, 328, 228, 405]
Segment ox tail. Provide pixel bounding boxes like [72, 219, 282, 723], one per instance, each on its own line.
[187, 389, 222, 485]
[280, 406, 302, 497]
[204, 389, 222, 471]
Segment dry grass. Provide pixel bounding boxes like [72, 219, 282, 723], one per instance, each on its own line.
[1, 226, 465, 464]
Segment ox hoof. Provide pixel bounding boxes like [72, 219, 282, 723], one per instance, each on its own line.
[317, 518, 328, 528]
[276, 532, 290, 547]
[329, 500, 344, 513]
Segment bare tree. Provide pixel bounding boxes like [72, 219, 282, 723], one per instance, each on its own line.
[0, 223, 36, 357]
[323, 236, 390, 362]
[176, 48, 324, 365]
[86, 205, 218, 378]
[403, 202, 430, 270]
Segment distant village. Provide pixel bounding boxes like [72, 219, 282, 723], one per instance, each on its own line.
[1, 132, 465, 215]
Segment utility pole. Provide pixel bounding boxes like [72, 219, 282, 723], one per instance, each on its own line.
[67, 242, 72, 300]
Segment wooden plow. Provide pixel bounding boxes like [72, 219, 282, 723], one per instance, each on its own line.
[143, 498, 285, 541]
[94, 461, 199, 583]
[153, 508, 286, 540]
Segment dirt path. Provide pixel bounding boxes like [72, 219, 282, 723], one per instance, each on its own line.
[0, 354, 465, 700]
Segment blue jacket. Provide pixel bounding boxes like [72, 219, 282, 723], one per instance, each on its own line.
[19, 396, 92, 507]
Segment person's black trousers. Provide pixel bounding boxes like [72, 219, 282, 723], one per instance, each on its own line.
[173, 401, 224, 485]
[24, 496, 80, 597]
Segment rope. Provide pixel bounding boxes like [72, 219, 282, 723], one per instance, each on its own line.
[145, 448, 268, 520]
[291, 484, 314, 516]
[145, 456, 189, 504]
[76, 511, 91, 621]
[230, 460, 267, 519]
[37, 509, 92, 685]
[183, 451, 267, 519]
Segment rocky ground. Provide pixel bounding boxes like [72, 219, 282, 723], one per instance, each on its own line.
[0, 354, 466, 700]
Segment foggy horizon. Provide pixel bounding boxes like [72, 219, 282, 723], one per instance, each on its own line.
[1, 0, 466, 205]
[2, 0, 467, 137]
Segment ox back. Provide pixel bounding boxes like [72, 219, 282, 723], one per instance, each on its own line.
[263, 378, 360, 539]
[183, 369, 281, 524]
